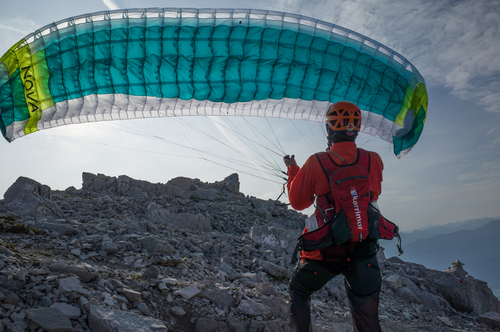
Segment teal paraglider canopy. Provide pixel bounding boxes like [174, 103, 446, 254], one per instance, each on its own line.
[0, 8, 427, 157]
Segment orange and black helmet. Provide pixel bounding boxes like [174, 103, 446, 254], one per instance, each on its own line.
[325, 101, 362, 132]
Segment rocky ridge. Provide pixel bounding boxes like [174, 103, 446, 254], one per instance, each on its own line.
[0, 172, 499, 332]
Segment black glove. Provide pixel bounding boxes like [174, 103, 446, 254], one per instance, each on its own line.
[283, 155, 297, 168]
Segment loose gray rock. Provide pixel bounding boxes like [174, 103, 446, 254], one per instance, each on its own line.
[4, 292, 20, 305]
[58, 276, 89, 296]
[139, 236, 160, 254]
[88, 305, 168, 331]
[47, 262, 95, 282]
[236, 299, 272, 317]
[255, 282, 277, 296]
[142, 266, 159, 279]
[250, 225, 299, 255]
[479, 311, 500, 329]
[39, 296, 53, 307]
[261, 261, 286, 278]
[26, 307, 74, 332]
[200, 290, 236, 308]
[385, 274, 403, 290]
[171, 306, 186, 316]
[100, 241, 120, 254]
[50, 302, 81, 319]
[122, 289, 142, 303]
[137, 302, 153, 316]
[174, 285, 201, 300]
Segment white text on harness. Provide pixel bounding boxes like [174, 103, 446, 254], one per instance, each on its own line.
[351, 186, 363, 230]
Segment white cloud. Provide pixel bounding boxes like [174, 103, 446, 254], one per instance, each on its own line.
[102, 0, 119, 10]
[0, 24, 32, 35]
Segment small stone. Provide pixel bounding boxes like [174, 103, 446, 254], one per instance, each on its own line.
[142, 266, 159, 279]
[174, 285, 201, 300]
[5, 322, 26, 332]
[38, 296, 52, 307]
[123, 257, 135, 266]
[385, 274, 403, 290]
[200, 291, 236, 308]
[101, 241, 119, 254]
[161, 277, 178, 286]
[122, 289, 141, 302]
[113, 294, 129, 304]
[175, 262, 188, 270]
[171, 306, 186, 316]
[5, 292, 20, 305]
[132, 259, 144, 269]
[58, 276, 81, 293]
[437, 316, 453, 327]
[10, 311, 25, 322]
[82, 299, 100, 312]
[236, 299, 271, 317]
[255, 282, 276, 296]
[103, 293, 114, 306]
[260, 261, 286, 278]
[33, 266, 50, 275]
[137, 302, 152, 316]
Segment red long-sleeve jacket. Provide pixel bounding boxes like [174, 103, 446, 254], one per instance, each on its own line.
[287, 141, 384, 261]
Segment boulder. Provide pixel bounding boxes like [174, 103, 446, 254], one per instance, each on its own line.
[222, 173, 240, 193]
[479, 311, 500, 329]
[3, 177, 63, 218]
[418, 263, 500, 315]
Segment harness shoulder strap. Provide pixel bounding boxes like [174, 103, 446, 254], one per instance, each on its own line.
[314, 153, 331, 183]
[357, 148, 371, 170]
[314, 153, 335, 213]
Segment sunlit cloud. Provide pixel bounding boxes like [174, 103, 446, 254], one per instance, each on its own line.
[0, 24, 31, 35]
[102, 0, 119, 10]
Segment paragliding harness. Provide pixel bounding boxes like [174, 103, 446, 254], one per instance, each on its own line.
[290, 148, 402, 264]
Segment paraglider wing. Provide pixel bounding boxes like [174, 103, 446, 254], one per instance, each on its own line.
[0, 8, 427, 157]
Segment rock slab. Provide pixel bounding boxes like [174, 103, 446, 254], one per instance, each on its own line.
[88, 305, 168, 332]
[26, 307, 74, 332]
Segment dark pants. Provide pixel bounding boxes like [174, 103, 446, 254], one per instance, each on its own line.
[289, 255, 381, 332]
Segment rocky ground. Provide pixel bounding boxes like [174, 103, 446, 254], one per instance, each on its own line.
[0, 172, 499, 332]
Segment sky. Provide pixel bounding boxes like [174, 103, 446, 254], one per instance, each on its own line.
[0, 0, 499, 233]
